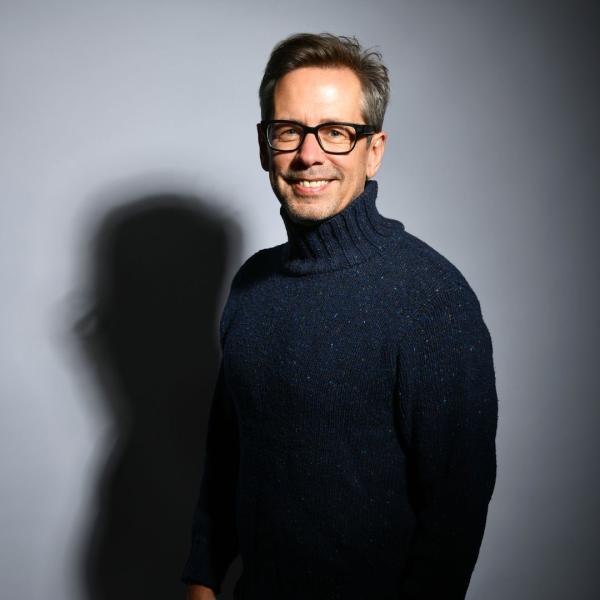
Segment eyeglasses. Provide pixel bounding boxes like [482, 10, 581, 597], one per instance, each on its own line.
[260, 120, 377, 155]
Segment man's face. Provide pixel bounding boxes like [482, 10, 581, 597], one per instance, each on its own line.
[259, 67, 386, 223]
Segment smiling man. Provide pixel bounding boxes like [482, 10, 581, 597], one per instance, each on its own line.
[261, 65, 385, 222]
[182, 33, 498, 600]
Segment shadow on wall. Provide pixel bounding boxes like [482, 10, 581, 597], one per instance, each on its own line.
[75, 193, 242, 600]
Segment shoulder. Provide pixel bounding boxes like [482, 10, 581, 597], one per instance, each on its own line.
[229, 243, 285, 290]
[387, 229, 494, 356]
[219, 243, 284, 341]
[391, 231, 494, 365]
[386, 225, 481, 312]
[399, 228, 472, 292]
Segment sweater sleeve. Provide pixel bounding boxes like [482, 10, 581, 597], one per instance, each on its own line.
[181, 361, 240, 593]
[396, 284, 498, 599]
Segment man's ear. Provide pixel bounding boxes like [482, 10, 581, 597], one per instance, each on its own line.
[366, 131, 387, 179]
[257, 123, 270, 172]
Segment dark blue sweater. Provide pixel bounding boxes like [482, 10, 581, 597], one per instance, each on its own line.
[182, 181, 498, 599]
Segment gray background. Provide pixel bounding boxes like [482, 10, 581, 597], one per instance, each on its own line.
[1, 1, 598, 599]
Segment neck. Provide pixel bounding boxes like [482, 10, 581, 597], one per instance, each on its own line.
[279, 180, 398, 275]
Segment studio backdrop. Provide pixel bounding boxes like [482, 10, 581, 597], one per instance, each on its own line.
[1, 2, 598, 599]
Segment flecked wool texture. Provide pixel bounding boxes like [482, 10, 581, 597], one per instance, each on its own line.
[182, 180, 498, 599]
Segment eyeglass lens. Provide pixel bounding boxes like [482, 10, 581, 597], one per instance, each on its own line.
[268, 123, 358, 153]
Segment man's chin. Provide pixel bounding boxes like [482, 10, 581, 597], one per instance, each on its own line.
[282, 199, 335, 224]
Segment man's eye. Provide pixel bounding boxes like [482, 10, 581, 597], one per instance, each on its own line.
[276, 127, 301, 139]
[322, 127, 351, 140]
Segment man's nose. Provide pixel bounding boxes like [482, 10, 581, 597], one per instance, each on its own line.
[295, 131, 325, 164]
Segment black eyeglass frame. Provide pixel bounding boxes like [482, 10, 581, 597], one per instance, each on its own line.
[260, 120, 378, 155]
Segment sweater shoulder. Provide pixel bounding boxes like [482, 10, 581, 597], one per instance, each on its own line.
[230, 243, 284, 290]
[386, 230, 492, 364]
[390, 227, 480, 307]
[219, 244, 283, 342]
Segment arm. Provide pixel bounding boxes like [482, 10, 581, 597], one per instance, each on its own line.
[181, 362, 240, 596]
[397, 285, 498, 599]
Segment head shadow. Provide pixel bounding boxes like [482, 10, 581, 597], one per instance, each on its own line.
[75, 190, 241, 600]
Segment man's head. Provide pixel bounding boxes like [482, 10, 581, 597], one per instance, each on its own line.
[258, 33, 389, 223]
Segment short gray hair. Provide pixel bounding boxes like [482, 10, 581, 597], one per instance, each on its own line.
[259, 33, 390, 131]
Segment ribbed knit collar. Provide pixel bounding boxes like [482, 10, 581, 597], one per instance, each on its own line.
[279, 180, 400, 275]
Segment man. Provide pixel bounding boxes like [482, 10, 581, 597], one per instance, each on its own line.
[182, 33, 498, 600]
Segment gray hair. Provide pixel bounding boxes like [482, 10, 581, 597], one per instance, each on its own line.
[259, 33, 390, 131]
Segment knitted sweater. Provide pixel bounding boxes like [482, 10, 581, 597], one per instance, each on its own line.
[182, 180, 498, 599]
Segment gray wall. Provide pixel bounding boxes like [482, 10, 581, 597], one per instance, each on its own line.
[1, 1, 598, 599]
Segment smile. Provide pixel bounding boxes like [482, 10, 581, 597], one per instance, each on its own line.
[296, 179, 330, 188]
[288, 179, 334, 195]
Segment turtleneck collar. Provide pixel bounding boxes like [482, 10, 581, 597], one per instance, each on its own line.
[279, 180, 402, 275]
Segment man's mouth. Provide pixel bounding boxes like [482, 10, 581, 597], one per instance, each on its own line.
[296, 179, 330, 188]
[287, 178, 334, 194]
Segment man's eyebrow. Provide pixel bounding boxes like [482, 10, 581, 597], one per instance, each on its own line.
[317, 118, 349, 124]
[275, 117, 351, 124]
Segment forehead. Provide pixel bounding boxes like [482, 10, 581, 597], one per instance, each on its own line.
[273, 66, 364, 122]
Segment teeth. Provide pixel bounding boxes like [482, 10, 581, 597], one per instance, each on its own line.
[297, 180, 329, 187]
